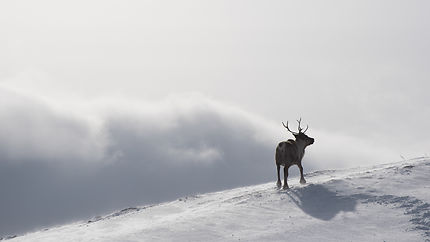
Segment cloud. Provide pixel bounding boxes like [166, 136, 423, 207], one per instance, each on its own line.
[1, 0, 429, 237]
[0, 89, 107, 164]
[0, 88, 411, 237]
[0, 89, 279, 237]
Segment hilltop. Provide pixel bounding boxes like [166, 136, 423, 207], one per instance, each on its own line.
[6, 157, 430, 241]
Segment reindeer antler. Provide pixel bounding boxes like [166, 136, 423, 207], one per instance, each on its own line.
[283, 118, 309, 134]
[296, 118, 308, 133]
[282, 121, 298, 135]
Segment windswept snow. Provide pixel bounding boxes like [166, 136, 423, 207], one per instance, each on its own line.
[5, 157, 430, 242]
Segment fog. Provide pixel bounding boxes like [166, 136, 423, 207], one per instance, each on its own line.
[0, 88, 416, 236]
[1, 0, 429, 237]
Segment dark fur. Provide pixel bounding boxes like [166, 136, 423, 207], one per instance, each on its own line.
[275, 133, 314, 189]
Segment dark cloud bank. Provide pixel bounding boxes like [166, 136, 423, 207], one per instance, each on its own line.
[0, 90, 283, 237]
[1, 88, 418, 237]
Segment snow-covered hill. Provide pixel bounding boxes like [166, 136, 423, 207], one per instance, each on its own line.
[5, 157, 430, 241]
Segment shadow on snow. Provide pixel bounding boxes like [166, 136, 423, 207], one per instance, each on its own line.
[286, 184, 357, 221]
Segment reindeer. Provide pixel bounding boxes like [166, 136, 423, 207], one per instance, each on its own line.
[275, 118, 314, 189]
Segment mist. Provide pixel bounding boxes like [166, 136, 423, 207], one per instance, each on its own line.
[1, 0, 429, 238]
[0, 87, 414, 237]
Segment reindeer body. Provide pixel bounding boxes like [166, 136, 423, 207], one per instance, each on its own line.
[276, 139, 305, 167]
[275, 119, 314, 189]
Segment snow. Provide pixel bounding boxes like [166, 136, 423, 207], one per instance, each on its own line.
[5, 157, 430, 242]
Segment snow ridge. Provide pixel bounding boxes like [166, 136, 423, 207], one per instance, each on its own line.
[6, 157, 430, 242]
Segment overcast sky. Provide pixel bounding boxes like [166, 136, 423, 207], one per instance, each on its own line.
[1, 0, 429, 237]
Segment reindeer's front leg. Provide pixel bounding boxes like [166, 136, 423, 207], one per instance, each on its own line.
[283, 166, 289, 189]
[298, 164, 306, 184]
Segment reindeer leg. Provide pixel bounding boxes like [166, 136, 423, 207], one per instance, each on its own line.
[276, 164, 281, 188]
[299, 164, 306, 184]
[283, 166, 289, 189]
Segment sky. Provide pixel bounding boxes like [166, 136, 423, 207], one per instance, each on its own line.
[1, 0, 429, 237]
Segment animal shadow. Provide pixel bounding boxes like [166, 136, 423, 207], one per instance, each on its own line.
[287, 184, 357, 220]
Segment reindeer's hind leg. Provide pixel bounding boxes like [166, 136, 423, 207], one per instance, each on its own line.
[283, 166, 289, 189]
[276, 164, 281, 188]
[299, 164, 306, 184]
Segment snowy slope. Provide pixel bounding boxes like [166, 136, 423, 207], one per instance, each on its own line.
[5, 157, 430, 242]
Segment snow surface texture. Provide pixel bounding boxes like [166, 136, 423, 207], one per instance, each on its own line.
[4, 157, 430, 242]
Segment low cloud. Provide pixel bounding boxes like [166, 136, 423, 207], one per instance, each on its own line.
[0, 88, 409, 237]
[0, 89, 278, 236]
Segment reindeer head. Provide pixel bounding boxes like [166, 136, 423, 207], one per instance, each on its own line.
[282, 118, 315, 146]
